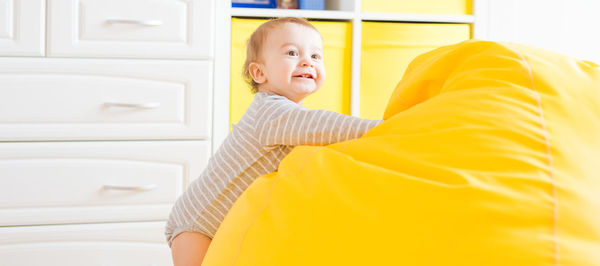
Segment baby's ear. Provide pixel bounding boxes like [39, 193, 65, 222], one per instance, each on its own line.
[248, 62, 266, 84]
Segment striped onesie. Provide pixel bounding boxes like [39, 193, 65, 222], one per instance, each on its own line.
[165, 91, 382, 246]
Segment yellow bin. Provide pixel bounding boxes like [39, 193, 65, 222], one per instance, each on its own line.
[360, 22, 470, 119]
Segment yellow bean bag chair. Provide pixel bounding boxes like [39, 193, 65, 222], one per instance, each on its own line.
[203, 40, 600, 265]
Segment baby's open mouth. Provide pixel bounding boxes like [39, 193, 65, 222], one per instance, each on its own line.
[293, 73, 314, 79]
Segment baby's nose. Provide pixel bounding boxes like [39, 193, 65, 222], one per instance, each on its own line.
[300, 59, 314, 67]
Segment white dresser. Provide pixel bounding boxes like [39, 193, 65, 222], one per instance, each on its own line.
[0, 0, 214, 265]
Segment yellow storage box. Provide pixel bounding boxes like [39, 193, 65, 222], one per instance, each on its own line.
[360, 22, 470, 119]
[204, 40, 600, 265]
[230, 18, 352, 125]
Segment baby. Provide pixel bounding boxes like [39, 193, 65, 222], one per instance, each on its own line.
[166, 17, 382, 265]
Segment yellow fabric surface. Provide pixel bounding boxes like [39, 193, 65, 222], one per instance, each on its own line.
[360, 22, 471, 119]
[203, 40, 600, 265]
[230, 18, 352, 126]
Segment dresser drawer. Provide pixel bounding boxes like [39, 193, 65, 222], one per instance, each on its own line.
[0, 222, 172, 266]
[48, 0, 213, 59]
[0, 58, 211, 141]
[0, 141, 208, 226]
[0, 0, 45, 56]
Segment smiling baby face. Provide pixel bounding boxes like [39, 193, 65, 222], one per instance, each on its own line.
[249, 22, 326, 103]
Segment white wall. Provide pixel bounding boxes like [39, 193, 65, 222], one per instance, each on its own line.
[478, 0, 600, 64]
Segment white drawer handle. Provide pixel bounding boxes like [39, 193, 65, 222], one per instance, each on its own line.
[106, 18, 163, 26]
[104, 102, 160, 109]
[102, 184, 159, 191]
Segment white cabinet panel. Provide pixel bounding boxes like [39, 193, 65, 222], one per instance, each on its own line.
[0, 0, 214, 263]
[0, 0, 44, 56]
[0, 222, 173, 266]
[0, 141, 208, 226]
[0, 58, 212, 141]
[48, 0, 214, 59]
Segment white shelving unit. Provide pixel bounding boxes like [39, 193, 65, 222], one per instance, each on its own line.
[230, 7, 355, 19]
[212, 0, 487, 152]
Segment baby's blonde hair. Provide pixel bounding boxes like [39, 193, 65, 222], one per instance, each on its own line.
[243, 17, 321, 93]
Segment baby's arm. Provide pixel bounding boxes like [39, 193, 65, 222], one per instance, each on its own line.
[256, 98, 382, 146]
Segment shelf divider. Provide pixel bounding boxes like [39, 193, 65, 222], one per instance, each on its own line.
[361, 12, 475, 23]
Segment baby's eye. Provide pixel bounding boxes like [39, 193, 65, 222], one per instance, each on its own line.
[311, 54, 322, 60]
[287, 50, 298, 56]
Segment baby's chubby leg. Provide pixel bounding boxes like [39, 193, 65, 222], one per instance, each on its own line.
[171, 231, 212, 266]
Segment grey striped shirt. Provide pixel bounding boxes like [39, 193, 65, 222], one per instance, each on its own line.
[165, 92, 382, 246]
